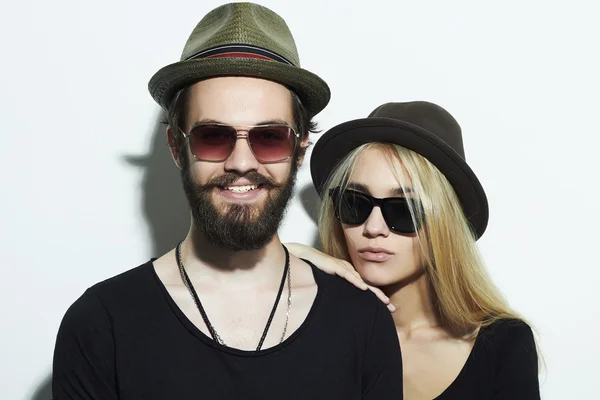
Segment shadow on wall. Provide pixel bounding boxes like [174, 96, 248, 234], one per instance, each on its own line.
[124, 111, 191, 257]
[297, 182, 322, 250]
[30, 375, 51, 400]
[28, 112, 191, 400]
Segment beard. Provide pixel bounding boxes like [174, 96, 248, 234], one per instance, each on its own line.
[180, 161, 298, 251]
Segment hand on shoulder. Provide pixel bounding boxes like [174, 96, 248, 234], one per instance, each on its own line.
[285, 242, 395, 312]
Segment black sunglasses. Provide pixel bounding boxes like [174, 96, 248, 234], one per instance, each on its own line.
[329, 188, 422, 234]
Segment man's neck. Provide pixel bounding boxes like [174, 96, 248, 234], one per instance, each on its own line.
[178, 224, 287, 287]
[383, 270, 440, 340]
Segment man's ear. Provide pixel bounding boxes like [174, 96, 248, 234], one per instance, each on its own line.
[166, 126, 183, 170]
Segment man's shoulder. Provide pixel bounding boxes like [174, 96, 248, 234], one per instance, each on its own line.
[85, 259, 155, 297]
[62, 260, 156, 320]
[303, 260, 387, 319]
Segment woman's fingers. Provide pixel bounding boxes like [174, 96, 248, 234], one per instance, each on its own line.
[367, 285, 395, 312]
[332, 260, 368, 290]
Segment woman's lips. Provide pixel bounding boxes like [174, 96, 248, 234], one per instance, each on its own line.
[357, 247, 394, 263]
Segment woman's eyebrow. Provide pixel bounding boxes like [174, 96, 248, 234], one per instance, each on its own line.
[391, 187, 414, 195]
[346, 182, 369, 192]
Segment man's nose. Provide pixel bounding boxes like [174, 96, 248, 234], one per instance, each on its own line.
[223, 134, 260, 174]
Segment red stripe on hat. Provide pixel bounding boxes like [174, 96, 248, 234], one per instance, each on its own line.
[205, 52, 275, 61]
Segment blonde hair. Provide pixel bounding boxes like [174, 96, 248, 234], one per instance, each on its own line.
[318, 143, 524, 337]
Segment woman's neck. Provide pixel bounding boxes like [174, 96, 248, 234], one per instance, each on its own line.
[383, 271, 440, 340]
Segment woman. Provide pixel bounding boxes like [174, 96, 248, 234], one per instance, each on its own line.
[289, 101, 541, 399]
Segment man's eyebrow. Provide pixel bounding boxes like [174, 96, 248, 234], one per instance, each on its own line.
[256, 119, 290, 126]
[190, 118, 224, 127]
[190, 118, 291, 127]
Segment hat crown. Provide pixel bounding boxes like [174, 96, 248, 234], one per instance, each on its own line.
[181, 2, 300, 66]
[369, 101, 466, 160]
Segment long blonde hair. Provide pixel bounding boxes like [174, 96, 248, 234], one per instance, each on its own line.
[318, 142, 524, 337]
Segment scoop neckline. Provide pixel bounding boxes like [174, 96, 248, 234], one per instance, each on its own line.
[433, 325, 488, 399]
[150, 257, 323, 357]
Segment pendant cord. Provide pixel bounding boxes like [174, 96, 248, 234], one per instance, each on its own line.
[175, 241, 291, 351]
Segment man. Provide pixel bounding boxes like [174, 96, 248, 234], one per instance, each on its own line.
[52, 3, 403, 399]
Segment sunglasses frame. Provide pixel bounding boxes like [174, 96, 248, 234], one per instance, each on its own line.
[328, 187, 422, 234]
[179, 123, 300, 164]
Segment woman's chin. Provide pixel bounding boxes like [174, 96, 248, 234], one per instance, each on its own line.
[356, 264, 420, 289]
[356, 268, 401, 288]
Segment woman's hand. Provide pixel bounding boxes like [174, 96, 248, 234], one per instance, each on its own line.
[285, 242, 396, 312]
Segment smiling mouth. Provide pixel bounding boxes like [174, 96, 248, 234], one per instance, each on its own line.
[224, 184, 260, 193]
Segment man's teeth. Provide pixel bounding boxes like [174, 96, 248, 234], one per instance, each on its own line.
[226, 185, 259, 193]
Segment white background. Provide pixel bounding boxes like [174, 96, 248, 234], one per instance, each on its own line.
[1, 0, 598, 399]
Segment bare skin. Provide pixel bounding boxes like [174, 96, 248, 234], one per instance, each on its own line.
[154, 240, 318, 350]
[290, 147, 477, 399]
[154, 77, 317, 351]
[388, 271, 477, 399]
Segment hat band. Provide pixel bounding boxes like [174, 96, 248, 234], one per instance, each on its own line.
[185, 44, 293, 65]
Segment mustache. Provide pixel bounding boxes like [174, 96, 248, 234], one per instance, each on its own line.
[205, 171, 281, 189]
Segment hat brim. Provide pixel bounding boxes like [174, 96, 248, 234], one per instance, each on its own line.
[148, 57, 330, 117]
[310, 118, 489, 238]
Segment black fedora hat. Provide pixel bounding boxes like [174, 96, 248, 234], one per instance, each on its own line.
[148, 2, 330, 117]
[310, 101, 489, 239]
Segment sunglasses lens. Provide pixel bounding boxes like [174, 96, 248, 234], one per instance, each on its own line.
[330, 188, 421, 233]
[189, 125, 236, 161]
[248, 125, 295, 162]
[382, 198, 420, 233]
[332, 190, 373, 225]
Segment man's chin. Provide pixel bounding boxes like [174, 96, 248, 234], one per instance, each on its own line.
[182, 167, 297, 251]
[210, 197, 267, 223]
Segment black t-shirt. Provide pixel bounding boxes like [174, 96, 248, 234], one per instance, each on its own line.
[437, 319, 540, 399]
[52, 260, 404, 399]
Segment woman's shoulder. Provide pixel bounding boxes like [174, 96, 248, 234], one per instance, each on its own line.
[471, 319, 541, 397]
[477, 318, 537, 360]
[480, 318, 534, 342]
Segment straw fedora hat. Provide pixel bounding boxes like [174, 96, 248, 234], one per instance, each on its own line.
[148, 2, 330, 117]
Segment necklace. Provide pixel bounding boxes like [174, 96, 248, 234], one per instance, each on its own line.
[175, 241, 292, 351]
